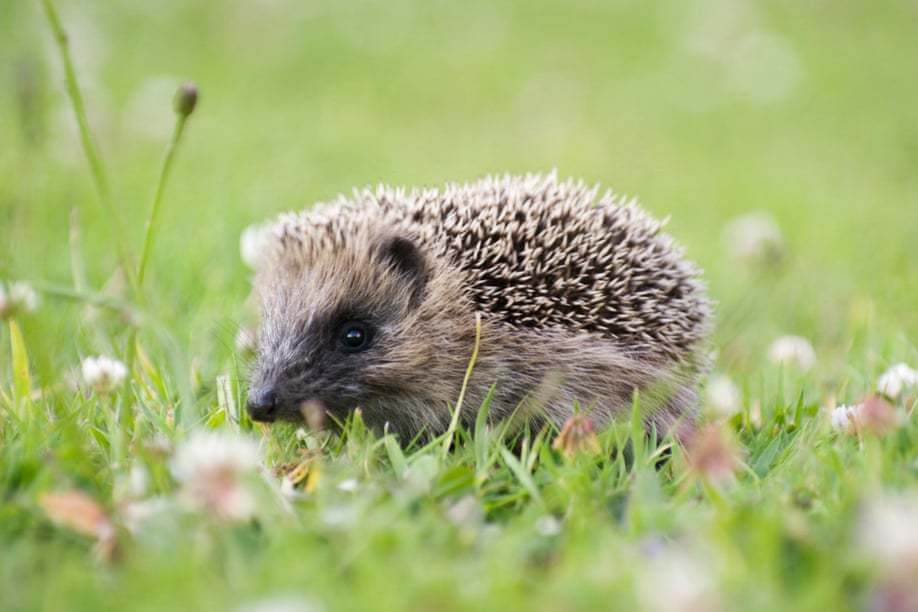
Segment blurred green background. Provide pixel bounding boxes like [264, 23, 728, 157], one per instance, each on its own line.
[2, 2, 918, 611]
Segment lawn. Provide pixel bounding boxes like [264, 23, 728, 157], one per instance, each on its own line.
[1, 1, 917, 611]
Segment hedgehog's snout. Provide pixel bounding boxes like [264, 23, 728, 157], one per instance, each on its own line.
[246, 385, 279, 422]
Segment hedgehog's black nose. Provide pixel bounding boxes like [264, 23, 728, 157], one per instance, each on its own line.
[247, 386, 279, 422]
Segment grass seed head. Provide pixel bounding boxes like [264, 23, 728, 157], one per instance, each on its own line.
[173, 82, 198, 117]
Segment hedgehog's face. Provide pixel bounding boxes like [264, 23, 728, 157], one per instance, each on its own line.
[247, 232, 447, 430]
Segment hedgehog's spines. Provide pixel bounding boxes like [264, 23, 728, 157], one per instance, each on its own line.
[270, 173, 711, 361]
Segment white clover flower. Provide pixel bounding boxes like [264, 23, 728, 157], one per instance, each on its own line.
[723, 211, 784, 264]
[10, 282, 40, 312]
[240, 221, 277, 270]
[81, 356, 128, 394]
[114, 464, 150, 502]
[0, 280, 40, 319]
[234, 595, 324, 612]
[877, 363, 918, 399]
[337, 478, 359, 493]
[637, 545, 720, 612]
[145, 433, 173, 456]
[320, 503, 358, 528]
[857, 492, 918, 569]
[279, 475, 300, 501]
[129, 464, 149, 497]
[829, 397, 898, 436]
[170, 430, 262, 521]
[706, 374, 741, 418]
[535, 515, 562, 537]
[829, 404, 857, 434]
[446, 495, 483, 528]
[121, 496, 172, 535]
[768, 335, 815, 371]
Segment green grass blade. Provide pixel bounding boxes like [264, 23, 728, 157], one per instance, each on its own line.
[499, 446, 543, 506]
[9, 320, 32, 401]
[442, 313, 482, 459]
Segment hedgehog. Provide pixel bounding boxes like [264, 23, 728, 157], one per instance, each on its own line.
[246, 172, 711, 441]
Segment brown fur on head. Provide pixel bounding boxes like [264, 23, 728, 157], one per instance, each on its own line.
[249, 224, 480, 437]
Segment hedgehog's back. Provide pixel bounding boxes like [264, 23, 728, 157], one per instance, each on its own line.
[280, 172, 711, 361]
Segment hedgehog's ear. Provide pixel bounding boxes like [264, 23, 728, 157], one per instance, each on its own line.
[374, 235, 428, 307]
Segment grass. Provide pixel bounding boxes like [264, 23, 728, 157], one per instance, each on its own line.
[2, 0, 917, 610]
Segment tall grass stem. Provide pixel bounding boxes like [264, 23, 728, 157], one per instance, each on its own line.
[39, 0, 134, 284]
[442, 313, 482, 458]
[137, 113, 191, 286]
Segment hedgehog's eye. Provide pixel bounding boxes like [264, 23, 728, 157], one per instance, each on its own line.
[338, 321, 373, 353]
